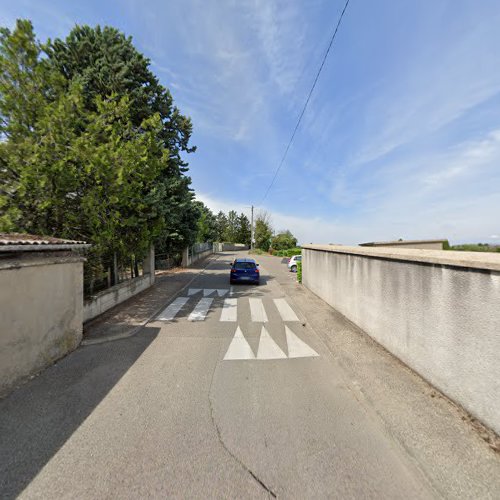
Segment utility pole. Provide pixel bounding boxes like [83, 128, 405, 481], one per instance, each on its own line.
[250, 205, 254, 250]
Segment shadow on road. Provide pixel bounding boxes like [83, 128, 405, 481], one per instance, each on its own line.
[0, 326, 160, 499]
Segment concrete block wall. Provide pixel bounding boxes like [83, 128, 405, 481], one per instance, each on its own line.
[302, 245, 500, 435]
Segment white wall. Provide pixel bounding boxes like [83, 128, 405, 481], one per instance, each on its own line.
[0, 254, 84, 395]
[303, 245, 500, 435]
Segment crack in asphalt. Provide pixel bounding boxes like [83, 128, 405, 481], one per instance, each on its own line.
[208, 342, 277, 498]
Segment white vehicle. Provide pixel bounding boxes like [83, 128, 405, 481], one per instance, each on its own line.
[287, 254, 302, 272]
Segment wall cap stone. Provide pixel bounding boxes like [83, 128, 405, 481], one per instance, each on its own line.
[0, 253, 85, 271]
[302, 244, 500, 272]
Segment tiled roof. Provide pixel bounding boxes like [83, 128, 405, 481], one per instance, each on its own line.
[0, 233, 87, 246]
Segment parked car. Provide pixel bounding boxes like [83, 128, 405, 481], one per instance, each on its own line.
[287, 255, 301, 272]
[230, 258, 260, 285]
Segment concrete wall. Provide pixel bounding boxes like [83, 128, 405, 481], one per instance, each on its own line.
[213, 243, 249, 252]
[181, 244, 213, 267]
[84, 245, 155, 323]
[0, 253, 84, 395]
[84, 272, 154, 322]
[302, 245, 500, 435]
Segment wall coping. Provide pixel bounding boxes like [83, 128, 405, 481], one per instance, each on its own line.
[302, 244, 500, 272]
[0, 253, 85, 271]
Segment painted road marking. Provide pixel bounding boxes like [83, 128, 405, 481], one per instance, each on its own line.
[285, 326, 319, 358]
[187, 288, 202, 296]
[223, 326, 255, 360]
[188, 298, 213, 321]
[274, 298, 300, 322]
[249, 298, 268, 323]
[157, 297, 189, 321]
[256, 326, 287, 359]
[220, 298, 237, 322]
[217, 289, 228, 297]
[203, 289, 216, 297]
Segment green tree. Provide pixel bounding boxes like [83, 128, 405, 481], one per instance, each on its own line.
[44, 23, 196, 255]
[271, 230, 298, 251]
[194, 202, 217, 243]
[224, 210, 239, 243]
[254, 211, 273, 251]
[215, 211, 228, 242]
[237, 213, 251, 245]
[0, 20, 197, 284]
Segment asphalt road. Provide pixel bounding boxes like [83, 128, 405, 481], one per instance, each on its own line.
[1, 252, 499, 498]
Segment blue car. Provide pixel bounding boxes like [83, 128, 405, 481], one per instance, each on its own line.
[230, 258, 260, 285]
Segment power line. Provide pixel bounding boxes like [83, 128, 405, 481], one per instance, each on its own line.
[259, 0, 351, 205]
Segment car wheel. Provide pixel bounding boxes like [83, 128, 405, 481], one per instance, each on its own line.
[291, 265, 297, 272]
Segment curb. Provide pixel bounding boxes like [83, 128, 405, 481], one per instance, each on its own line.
[81, 253, 221, 346]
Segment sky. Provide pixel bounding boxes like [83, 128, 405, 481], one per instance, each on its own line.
[2, 0, 500, 245]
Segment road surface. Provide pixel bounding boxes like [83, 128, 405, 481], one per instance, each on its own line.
[1, 252, 499, 498]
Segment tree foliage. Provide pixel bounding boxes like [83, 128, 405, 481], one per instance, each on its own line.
[194, 206, 251, 245]
[271, 230, 298, 251]
[195, 202, 217, 243]
[0, 20, 198, 284]
[254, 211, 273, 251]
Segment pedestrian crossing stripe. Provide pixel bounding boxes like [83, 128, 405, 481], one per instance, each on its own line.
[156, 297, 302, 323]
[223, 325, 319, 361]
[249, 298, 268, 322]
[157, 297, 189, 321]
[273, 298, 300, 322]
[188, 297, 213, 321]
[220, 298, 237, 322]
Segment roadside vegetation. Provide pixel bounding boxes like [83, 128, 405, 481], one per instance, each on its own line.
[446, 243, 500, 253]
[250, 211, 301, 257]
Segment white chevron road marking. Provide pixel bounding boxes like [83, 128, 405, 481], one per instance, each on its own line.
[285, 326, 319, 358]
[223, 326, 255, 360]
[187, 288, 202, 296]
[256, 326, 286, 359]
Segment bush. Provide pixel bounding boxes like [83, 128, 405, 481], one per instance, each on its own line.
[272, 247, 302, 257]
[297, 261, 302, 283]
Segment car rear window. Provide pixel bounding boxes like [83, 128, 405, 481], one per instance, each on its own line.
[234, 262, 256, 270]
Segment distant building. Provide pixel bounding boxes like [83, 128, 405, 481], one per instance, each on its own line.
[359, 239, 447, 250]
